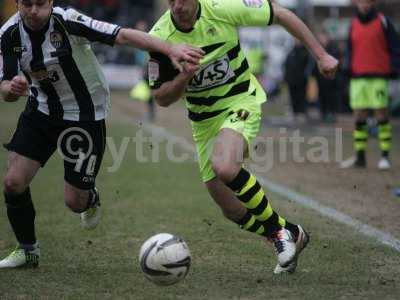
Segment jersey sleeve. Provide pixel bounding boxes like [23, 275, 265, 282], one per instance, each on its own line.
[0, 29, 19, 82]
[147, 13, 180, 89]
[148, 52, 179, 89]
[212, 0, 273, 27]
[63, 8, 121, 46]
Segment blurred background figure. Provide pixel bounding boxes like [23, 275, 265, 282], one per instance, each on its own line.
[314, 30, 341, 123]
[247, 47, 266, 84]
[240, 27, 267, 85]
[394, 187, 400, 197]
[98, 0, 121, 22]
[133, 20, 149, 66]
[284, 39, 312, 124]
[1, 0, 17, 22]
[342, 0, 400, 170]
[129, 20, 155, 122]
[3, 0, 395, 129]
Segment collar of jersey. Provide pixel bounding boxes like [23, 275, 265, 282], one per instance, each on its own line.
[170, 3, 201, 33]
[357, 8, 378, 24]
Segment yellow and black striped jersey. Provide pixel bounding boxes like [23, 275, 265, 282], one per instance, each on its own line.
[149, 0, 273, 122]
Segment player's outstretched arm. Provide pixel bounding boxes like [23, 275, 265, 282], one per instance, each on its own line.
[0, 76, 28, 102]
[115, 28, 204, 72]
[271, 1, 338, 79]
[153, 62, 200, 107]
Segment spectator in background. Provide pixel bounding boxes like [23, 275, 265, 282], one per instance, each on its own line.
[342, 0, 400, 170]
[336, 39, 352, 114]
[134, 20, 149, 67]
[245, 42, 266, 84]
[1, 0, 17, 23]
[394, 187, 400, 197]
[284, 39, 312, 123]
[313, 31, 340, 123]
[101, 0, 120, 22]
[74, 0, 120, 22]
[130, 20, 155, 121]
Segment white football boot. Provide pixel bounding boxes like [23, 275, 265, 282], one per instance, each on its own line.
[268, 228, 296, 271]
[378, 157, 391, 170]
[0, 244, 40, 269]
[273, 225, 310, 274]
[81, 188, 101, 230]
[340, 156, 366, 169]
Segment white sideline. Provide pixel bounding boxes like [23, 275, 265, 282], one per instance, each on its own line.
[135, 120, 400, 253]
[257, 177, 400, 252]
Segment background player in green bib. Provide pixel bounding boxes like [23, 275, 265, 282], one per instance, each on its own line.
[149, 0, 338, 274]
[344, 0, 400, 170]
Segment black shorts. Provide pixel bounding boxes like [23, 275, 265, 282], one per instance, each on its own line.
[4, 111, 106, 190]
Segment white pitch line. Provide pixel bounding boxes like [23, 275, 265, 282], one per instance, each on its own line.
[257, 177, 400, 252]
[135, 119, 400, 252]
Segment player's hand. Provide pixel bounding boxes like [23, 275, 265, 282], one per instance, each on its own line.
[10, 75, 29, 96]
[168, 44, 204, 72]
[182, 61, 200, 79]
[317, 53, 339, 79]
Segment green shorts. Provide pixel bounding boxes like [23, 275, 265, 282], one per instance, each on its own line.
[191, 98, 262, 183]
[350, 78, 389, 110]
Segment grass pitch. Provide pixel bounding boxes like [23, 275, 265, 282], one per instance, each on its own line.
[0, 99, 399, 300]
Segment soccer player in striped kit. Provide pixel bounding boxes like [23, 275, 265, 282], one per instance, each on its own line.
[0, 0, 204, 268]
[149, 0, 338, 274]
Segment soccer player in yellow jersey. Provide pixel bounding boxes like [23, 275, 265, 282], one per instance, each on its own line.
[149, 0, 338, 274]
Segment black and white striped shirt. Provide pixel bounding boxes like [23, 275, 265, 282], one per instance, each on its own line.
[0, 7, 121, 121]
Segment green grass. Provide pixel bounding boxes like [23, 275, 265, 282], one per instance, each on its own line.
[0, 100, 399, 299]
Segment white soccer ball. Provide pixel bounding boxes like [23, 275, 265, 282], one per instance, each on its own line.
[139, 233, 191, 286]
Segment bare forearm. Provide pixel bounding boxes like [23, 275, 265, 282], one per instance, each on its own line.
[116, 28, 170, 57]
[153, 74, 191, 107]
[0, 81, 19, 102]
[272, 3, 325, 60]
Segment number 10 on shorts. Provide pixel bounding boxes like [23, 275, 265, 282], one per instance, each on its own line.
[74, 152, 97, 175]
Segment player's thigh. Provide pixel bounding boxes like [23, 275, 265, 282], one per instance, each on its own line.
[370, 79, 389, 110]
[3, 112, 56, 191]
[212, 128, 246, 168]
[218, 104, 262, 159]
[350, 78, 389, 110]
[61, 120, 106, 190]
[4, 112, 57, 167]
[4, 152, 41, 192]
[350, 78, 369, 110]
[212, 106, 261, 179]
[193, 102, 261, 183]
[192, 116, 225, 183]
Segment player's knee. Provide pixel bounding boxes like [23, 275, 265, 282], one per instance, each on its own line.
[3, 175, 28, 195]
[65, 192, 87, 213]
[377, 116, 389, 124]
[212, 162, 238, 183]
